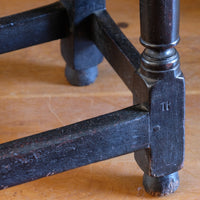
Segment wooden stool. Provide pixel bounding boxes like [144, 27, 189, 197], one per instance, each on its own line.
[0, 0, 184, 196]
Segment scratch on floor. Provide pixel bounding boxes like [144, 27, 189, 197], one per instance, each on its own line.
[47, 96, 64, 126]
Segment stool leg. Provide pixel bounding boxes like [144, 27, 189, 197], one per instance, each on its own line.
[60, 0, 105, 86]
[65, 64, 98, 86]
[143, 172, 180, 196]
[61, 35, 102, 86]
[134, 0, 185, 196]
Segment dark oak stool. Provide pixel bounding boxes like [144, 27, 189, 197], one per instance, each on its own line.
[0, 0, 184, 196]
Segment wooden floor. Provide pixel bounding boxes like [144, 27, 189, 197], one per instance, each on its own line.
[0, 0, 200, 199]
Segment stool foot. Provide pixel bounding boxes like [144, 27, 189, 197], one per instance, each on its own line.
[143, 172, 179, 196]
[65, 65, 98, 86]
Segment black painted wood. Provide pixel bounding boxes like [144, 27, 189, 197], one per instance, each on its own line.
[60, 0, 105, 86]
[0, 106, 149, 189]
[140, 0, 180, 48]
[0, 2, 69, 54]
[92, 10, 141, 93]
[134, 0, 184, 196]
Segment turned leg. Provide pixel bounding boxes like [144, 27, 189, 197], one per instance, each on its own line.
[134, 0, 185, 196]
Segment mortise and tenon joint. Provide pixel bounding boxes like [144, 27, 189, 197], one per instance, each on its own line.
[0, 0, 185, 197]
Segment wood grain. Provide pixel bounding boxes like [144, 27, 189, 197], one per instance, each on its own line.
[0, 0, 200, 199]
